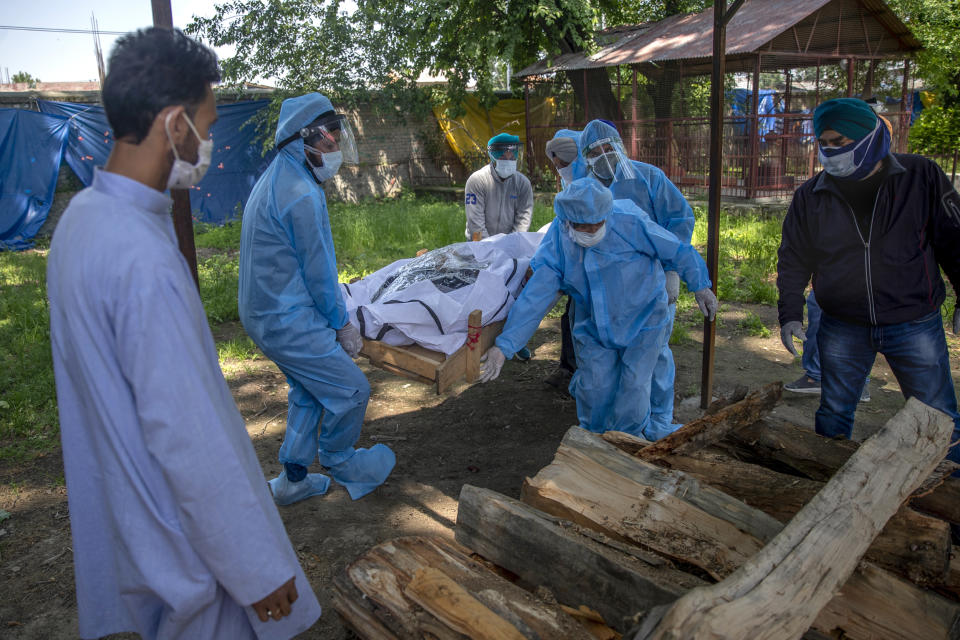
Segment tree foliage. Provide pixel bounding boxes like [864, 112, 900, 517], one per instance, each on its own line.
[11, 71, 39, 87]
[887, 0, 960, 103]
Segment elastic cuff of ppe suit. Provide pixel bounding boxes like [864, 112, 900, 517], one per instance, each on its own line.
[284, 462, 308, 482]
[493, 337, 516, 361]
[318, 447, 357, 468]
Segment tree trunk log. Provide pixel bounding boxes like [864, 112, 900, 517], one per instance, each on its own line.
[632, 398, 956, 640]
[456, 484, 705, 632]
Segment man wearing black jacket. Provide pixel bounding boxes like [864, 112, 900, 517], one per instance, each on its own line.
[777, 97, 960, 462]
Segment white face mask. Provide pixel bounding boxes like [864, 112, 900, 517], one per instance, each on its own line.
[817, 133, 874, 178]
[306, 147, 343, 182]
[494, 159, 517, 179]
[568, 221, 607, 248]
[557, 165, 574, 186]
[165, 111, 212, 189]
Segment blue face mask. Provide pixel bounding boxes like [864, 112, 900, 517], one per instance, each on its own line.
[818, 120, 890, 180]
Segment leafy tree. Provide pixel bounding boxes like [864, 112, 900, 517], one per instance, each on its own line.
[188, 0, 707, 122]
[887, 0, 960, 104]
[11, 71, 39, 87]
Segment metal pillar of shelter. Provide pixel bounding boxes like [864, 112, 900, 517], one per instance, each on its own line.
[701, 0, 744, 409]
[151, 0, 200, 290]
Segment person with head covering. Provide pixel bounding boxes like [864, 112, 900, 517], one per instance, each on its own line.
[239, 93, 396, 506]
[47, 28, 321, 638]
[464, 132, 534, 241]
[478, 179, 717, 438]
[463, 132, 535, 359]
[578, 119, 697, 436]
[542, 129, 587, 390]
[777, 97, 960, 466]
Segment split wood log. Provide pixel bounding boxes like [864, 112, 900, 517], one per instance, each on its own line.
[634, 382, 781, 461]
[649, 450, 951, 586]
[573, 427, 960, 638]
[605, 429, 952, 587]
[332, 536, 594, 640]
[630, 398, 956, 640]
[521, 428, 781, 580]
[720, 419, 960, 522]
[455, 485, 706, 632]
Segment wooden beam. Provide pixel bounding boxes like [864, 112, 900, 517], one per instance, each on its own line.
[456, 485, 705, 632]
[464, 310, 482, 383]
[635, 382, 780, 461]
[631, 398, 956, 640]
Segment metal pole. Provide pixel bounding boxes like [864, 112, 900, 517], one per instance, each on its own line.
[701, 0, 730, 409]
[748, 54, 761, 198]
[152, 0, 200, 290]
[523, 81, 534, 179]
[899, 59, 911, 154]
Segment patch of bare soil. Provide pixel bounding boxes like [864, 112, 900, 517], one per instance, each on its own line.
[2, 304, 959, 639]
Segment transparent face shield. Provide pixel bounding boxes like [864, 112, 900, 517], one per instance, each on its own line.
[487, 142, 522, 166]
[300, 113, 359, 164]
[584, 136, 635, 182]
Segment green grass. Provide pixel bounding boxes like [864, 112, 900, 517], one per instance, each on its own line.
[0, 251, 59, 460]
[738, 311, 772, 338]
[0, 196, 801, 462]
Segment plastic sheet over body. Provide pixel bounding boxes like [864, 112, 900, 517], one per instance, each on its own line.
[341, 231, 544, 355]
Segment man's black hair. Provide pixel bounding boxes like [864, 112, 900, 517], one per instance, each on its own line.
[102, 28, 220, 143]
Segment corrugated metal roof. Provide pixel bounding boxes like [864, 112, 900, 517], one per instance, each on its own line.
[516, 0, 921, 77]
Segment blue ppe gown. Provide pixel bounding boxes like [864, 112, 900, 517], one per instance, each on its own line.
[239, 93, 394, 502]
[580, 120, 697, 437]
[495, 180, 710, 438]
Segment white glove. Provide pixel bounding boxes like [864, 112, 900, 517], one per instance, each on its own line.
[664, 271, 680, 305]
[694, 287, 718, 322]
[479, 346, 506, 383]
[779, 320, 807, 357]
[336, 323, 363, 358]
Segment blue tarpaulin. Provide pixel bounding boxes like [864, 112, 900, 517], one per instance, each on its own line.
[0, 109, 70, 250]
[37, 99, 275, 226]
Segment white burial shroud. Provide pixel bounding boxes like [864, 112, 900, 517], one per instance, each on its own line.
[340, 231, 546, 355]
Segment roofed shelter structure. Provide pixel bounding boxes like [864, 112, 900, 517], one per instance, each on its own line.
[516, 0, 922, 200]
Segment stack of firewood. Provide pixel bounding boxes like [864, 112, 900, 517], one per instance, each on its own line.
[333, 383, 960, 639]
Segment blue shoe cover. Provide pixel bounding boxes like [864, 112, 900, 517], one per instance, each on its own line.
[327, 444, 396, 500]
[640, 419, 682, 442]
[268, 470, 331, 506]
[515, 347, 532, 361]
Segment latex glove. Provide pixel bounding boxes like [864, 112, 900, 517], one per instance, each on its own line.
[694, 288, 718, 322]
[664, 271, 680, 305]
[780, 320, 807, 357]
[336, 323, 363, 358]
[954, 307, 960, 335]
[479, 346, 506, 383]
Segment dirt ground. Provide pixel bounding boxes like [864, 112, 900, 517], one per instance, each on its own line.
[2, 302, 960, 639]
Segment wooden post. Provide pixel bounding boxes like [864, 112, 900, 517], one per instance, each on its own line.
[152, 0, 200, 290]
[523, 81, 534, 178]
[747, 54, 761, 199]
[899, 59, 911, 154]
[465, 310, 483, 383]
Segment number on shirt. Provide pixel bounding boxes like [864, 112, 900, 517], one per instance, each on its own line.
[465, 193, 478, 205]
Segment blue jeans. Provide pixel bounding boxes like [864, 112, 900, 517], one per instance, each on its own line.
[801, 291, 822, 380]
[815, 310, 960, 464]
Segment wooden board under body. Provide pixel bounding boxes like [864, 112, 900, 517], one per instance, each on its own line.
[360, 316, 505, 394]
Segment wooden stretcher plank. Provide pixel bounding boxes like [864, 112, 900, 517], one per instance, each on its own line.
[361, 339, 444, 381]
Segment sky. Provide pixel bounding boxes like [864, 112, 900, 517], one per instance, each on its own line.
[0, 1, 236, 83]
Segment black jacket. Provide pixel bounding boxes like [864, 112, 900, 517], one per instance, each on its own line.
[777, 153, 960, 327]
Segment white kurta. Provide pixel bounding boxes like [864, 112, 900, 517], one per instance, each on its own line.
[47, 169, 321, 640]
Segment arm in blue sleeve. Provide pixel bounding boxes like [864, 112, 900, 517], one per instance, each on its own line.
[650, 167, 695, 245]
[282, 192, 349, 329]
[623, 208, 711, 292]
[495, 266, 562, 359]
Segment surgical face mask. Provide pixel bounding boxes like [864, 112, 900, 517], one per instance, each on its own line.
[306, 146, 343, 182]
[587, 151, 620, 182]
[818, 120, 888, 180]
[494, 159, 517, 179]
[165, 111, 212, 189]
[557, 164, 574, 186]
[567, 221, 607, 248]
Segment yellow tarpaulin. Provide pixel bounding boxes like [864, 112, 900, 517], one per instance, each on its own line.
[433, 96, 555, 167]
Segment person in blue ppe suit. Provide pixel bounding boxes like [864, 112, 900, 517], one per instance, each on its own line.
[579, 119, 697, 438]
[239, 93, 395, 505]
[479, 178, 718, 439]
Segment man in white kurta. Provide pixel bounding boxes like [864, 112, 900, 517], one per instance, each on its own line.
[47, 27, 321, 640]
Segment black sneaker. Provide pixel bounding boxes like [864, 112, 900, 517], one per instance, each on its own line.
[784, 375, 821, 394]
[544, 367, 573, 389]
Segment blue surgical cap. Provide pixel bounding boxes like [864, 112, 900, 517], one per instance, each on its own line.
[554, 177, 613, 224]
